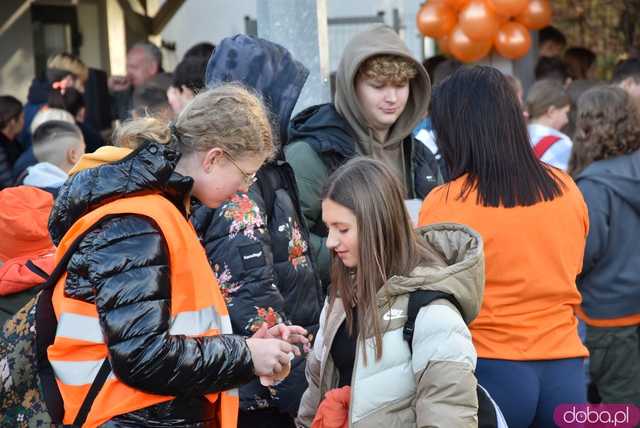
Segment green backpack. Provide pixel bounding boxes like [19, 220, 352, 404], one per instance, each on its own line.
[1, 295, 52, 427]
[0, 230, 111, 427]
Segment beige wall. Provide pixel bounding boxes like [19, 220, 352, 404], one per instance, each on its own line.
[78, 0, 109, 71]
[1, 0, 111, 102]
[0, 1, 36, 102]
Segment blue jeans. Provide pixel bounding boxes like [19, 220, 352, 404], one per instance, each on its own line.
[476, 358, 587, 428]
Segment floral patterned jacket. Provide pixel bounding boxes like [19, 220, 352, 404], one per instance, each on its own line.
[191, 162, 324, 416]
[195, 33, 325, 417]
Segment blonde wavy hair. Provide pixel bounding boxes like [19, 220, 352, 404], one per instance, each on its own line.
[569, 85, 640, 176]
[114, 84, 274, 160]
[358, 54, 417, 85]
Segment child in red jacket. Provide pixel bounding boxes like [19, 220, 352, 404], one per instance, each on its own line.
[0, 186, 56, 325]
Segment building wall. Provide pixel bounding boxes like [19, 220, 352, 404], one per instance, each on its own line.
[160, 0, 425, 70]
[0, 0, 109, 102]
[77, 0, 109, 71]
[1, 0, 426, 102]
[0, 1, 36, 102]
[160, 0, 258, 69]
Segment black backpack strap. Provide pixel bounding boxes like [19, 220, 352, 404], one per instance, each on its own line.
[25, 259, 50, 280]
[71, 358, 112, 427]
[403, 290, 464, 352]
[403, 291, 502, 428]
[477, 385, 499, 428]
[36, 220, 111, 425]
[255, 164, 280, 221]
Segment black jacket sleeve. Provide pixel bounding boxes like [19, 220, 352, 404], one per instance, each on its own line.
[64, 214, 255, 397]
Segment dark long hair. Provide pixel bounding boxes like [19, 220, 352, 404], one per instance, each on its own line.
[431, 66, 563, 207]
[322, 158, 443, 361]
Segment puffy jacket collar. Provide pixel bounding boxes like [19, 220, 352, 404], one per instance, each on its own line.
[288, 103, 357, 160]
[205, 34, 309, 152]
[49, 141, 193, 245]
[382, 223, 485, 325]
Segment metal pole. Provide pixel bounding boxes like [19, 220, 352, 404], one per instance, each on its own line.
[257, 0, 331, 115]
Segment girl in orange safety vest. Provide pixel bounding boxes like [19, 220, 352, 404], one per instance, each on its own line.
[46, 84, 309, 427]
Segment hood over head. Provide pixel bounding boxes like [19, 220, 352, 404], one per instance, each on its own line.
[383, 223, 485, 325]
[205, 34, 309, 151]
[0, 186, 54, 262]
[0, 250, 55, 296]
[334, 25, 431, 151]
[576, 150, 640, 213]
[49, 142, 193, 245]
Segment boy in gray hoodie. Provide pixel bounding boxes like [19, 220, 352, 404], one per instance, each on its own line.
[286, 25, 441, 287]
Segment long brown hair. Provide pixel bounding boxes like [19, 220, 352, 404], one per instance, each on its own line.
[322, 158, 442, 361]
[569, 85, 640, 176]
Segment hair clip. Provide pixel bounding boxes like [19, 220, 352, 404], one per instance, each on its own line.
[52, 80, 70, 95]
[169, 122, 184, 147]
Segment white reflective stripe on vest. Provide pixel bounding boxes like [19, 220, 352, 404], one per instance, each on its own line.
[57, 312, 105, 343]
[226, 388, 239, 397]
[50, 358, 115, 386]
[169, 305, 232, 336]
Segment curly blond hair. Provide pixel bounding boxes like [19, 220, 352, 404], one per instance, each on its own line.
[357, 54, 417, 85]
[569, 85, 640, 176]
[114, 84, 274, 160]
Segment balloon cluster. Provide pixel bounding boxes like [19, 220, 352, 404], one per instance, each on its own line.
[417, 0, 552, 62]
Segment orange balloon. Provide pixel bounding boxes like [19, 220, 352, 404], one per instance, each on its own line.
[494, 21, 532, 59]
[449, 24, 493, 62]
[488, 0, 528, 17]
[416, 2, 458, 38]
[445, 0, 470, 11]
[437, 34, 451, 55]
[459, 0, 502, 41]
[515, 0, 552, 30]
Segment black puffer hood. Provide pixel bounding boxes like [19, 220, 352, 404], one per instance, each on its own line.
[48, 141, 193, 245]
[288, 103, 357, 160]
[205, 34, 309, 150]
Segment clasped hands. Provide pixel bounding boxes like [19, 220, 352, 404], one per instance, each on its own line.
[246, 323, 311, 386]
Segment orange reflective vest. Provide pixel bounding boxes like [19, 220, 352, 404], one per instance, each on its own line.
[47, 194, 239, 427]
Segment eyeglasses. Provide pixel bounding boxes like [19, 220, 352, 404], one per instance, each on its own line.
[223, 152, 257, 186]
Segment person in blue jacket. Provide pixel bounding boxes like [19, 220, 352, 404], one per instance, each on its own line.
[570, 85, 640, 405]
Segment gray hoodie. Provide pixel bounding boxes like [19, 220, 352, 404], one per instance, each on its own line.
[334, 25, 431, 192]
[576, 150, 640, 320]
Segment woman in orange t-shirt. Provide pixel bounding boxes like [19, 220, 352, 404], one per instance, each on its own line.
[418, 66, 588, 428]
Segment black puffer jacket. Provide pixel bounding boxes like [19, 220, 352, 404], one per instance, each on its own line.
[49, 141, 256, 427]
[191, 35, 324, 416]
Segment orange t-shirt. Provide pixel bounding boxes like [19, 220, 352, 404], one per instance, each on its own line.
[419, 172, 589, 360]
